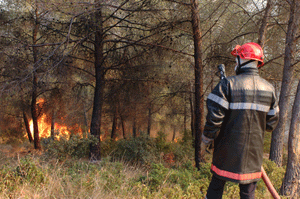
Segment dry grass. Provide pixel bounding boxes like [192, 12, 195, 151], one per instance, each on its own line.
[0, 144, 146, 199]
[0, 143, 289, 199]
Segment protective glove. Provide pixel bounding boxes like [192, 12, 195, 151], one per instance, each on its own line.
[200, 141, 209, 157]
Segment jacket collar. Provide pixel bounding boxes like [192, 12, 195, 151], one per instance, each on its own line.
[236, 67, 259, 75]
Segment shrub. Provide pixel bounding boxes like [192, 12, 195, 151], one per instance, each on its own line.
[0, 127, 27, 145]
[172, 140, 194, 164]
[100, 138, 118, 157]
[0, 164, 18, 192]
[181, 130, 193, 144]
[263, 131, 272, 153]
[147, 163, 170, 191]
[113, 134, 158, 165]
[99, 161, 125, 192]
[0, 148, 288, 199]
[136, 162, 211, 198]
[155, 131, 171, 152]
[41, 134, 98, 160]
[0, 156, 45, 192]
[15, 157, 45, 185]
[261, 159, 285, 192]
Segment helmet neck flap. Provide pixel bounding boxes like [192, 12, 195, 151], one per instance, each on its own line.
[235, 56, 256, 75]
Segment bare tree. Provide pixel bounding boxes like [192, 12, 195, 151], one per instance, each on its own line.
[23, 111, 33, 143]
[31, 1, 41, 150]
[191, 0, 204, 169]
[89, 1, 105, 161]
[269, 0, 300, 166]
[257, 0, 273, 47]
[280, 79, 300, 197]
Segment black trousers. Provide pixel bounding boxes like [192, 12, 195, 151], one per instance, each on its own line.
[206, 175, 257, 199]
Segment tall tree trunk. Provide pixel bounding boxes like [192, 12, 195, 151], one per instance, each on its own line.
[90, 3, 104, 161]
[190, 82, 194, 138]
[111, 110, 117, 140]
[172, 126, 176, 142]
[183, 94, 187, 133]
[258, 0, 273, 47]
[120, 115, 126, 139]
[147, 105, 151, 136]
[23, 111, 33, 143]
[51, 110, 55, 140]
[31, 5, 41, 150]
[132, 117, 137, 138]
[280, 79, 300, 197]
[83, 104, 88, 138]
[269, 0, 300, 166]
[191, 0, 205, 169]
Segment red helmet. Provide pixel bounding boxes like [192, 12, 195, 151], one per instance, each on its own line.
[231, 42, 264, 68]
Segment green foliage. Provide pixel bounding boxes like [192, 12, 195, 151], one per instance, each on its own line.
[41, 134, 98, 160]
[222, 182, 240, 199]
[136, 162, 211, 198]
[112, 132, 194, 167]
[134, 159, 287, 199]
[181, 130, 193, 144]
[59, 158, 127, 193]
[113, 134, 158, 165]
[40, 130, 194, 166]
[0, 127, 288, 198]
[98, 161, 126, 192]
[172, 140, 194, 164]
[262, 159, 285, 192]
[147, 163, 170, 191]
[155, 131, 171, 152]
[263, 131, 272, 153]
[15, 157, 45, 185]
[0, 156, 45, 192]
[166, 130, 195, 164]
[0, 144, 289, 199]
[100, 138, 118, 157]
[0, 164, 18, 192]
[252, 159, 286, 198]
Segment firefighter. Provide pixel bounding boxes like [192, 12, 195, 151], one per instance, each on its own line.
[201, 42, 279, 199]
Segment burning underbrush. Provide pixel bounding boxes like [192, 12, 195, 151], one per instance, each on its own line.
[27, 113, 83, 141]
[22, 98, 84, 142]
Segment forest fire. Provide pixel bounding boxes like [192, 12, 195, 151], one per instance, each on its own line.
[26, 99, 82, 140]
[29, 113, 52, 138]
[28, 114, 75, 140]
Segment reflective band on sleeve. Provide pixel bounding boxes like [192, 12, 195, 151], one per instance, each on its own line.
[207, 93, 229, 109]
[211, 164, 262, 181]
[267, 106, 279, 116]
[230, 102, 270, 112]
[202, 134, 213, 144]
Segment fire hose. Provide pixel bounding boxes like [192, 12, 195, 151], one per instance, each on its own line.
[217, 64, 281, 199]
[261, 166, 281, 199]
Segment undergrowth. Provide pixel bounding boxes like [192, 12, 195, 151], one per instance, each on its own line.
[0, 131, 288, 199]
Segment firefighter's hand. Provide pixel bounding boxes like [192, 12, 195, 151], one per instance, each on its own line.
[200, 142, 209, 157]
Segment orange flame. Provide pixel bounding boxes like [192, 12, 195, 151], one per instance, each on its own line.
[27, 99, 82, 140]
[28, 113, 78, 140]
[29, 113, 51, 138]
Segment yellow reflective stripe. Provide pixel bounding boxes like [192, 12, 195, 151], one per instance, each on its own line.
[207, 93, 229, 109]
[208, 93, 276, 113]
[267, 106, 279, 116]
[230, 102, 270, 112]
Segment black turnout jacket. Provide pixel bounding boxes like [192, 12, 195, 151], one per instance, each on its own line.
[203, 67, 279, 184]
